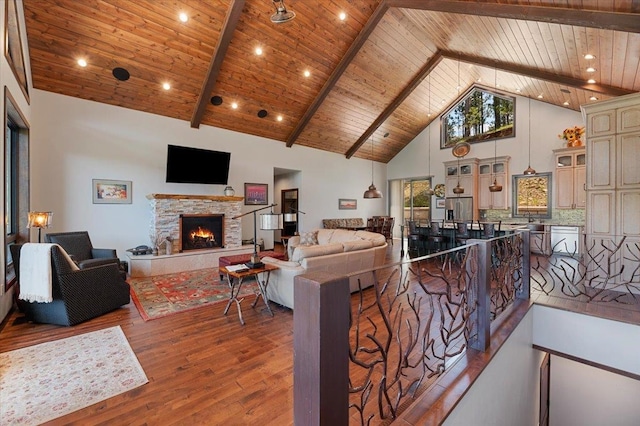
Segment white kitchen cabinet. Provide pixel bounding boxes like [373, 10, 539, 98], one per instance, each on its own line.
[554, 147, 585, 209]
[581, 92, 640, 286]
[478, 156, 510, 210]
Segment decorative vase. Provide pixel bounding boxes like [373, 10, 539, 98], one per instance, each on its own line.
[224, 186, 235, 196]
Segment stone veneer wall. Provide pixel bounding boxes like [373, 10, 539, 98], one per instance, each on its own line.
[147, 194, 244, 254]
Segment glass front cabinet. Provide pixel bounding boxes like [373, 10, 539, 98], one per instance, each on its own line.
[553, 147, 586, 209]
[478, 156, 511, 210]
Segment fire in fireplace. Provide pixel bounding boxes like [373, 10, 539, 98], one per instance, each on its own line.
[179, 214, 224, 252]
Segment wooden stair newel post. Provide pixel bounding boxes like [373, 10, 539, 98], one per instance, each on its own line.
[293, 272, 350, 426]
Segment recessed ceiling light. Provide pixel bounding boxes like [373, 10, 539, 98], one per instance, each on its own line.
[427, 113, 432, 117]
[584, 54, 595, 60]
[590, 95, 598, 101]
[303, 70, 310, 77]
[476, 78, 481, 82]
[516, 88, 521, 93]
[77, 58, 87, 67]
[563, 101, 570, 106]
[276, 115, 283, 122]
[255, 47, 263, 56]
[231, 102, 238, 109]
[587, 78, 596, 84]
[441, 100, 445, 104]
[162, 82, 171, 90]
[178, 12, 188, 22]
[537, 94, 543, 99]
[339, 12, 347, 21]
[586, 67, 596, 73]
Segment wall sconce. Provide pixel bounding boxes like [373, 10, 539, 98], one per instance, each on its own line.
[27, 211, 53, 242]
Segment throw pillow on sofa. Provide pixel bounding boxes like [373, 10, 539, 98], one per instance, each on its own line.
[299, 230, 319, 245]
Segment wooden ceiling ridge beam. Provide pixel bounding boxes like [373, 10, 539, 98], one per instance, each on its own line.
[442, 51, 634, 97]
[387, 0, 640, 33]
[345, 51, 444, 159]
[190, 0, 245, 129]
[285, 0, 392, 148]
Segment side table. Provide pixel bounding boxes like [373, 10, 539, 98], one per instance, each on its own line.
[220, 263, 279, 325]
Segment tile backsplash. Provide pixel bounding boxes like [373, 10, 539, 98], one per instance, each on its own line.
[481, 208, 585, 224]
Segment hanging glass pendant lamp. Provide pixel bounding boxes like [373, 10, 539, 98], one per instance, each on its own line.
[489, 139, 503, 192]
[425, 75, 435, 196]
[452, 156, 464, 194]
[523, 97, 537, 175]
[363, 134, 383, 198]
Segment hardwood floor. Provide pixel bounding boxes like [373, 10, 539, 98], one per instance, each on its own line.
[2, 241, 639, 425]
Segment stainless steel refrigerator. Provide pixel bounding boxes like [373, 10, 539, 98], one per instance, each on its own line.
[445, 197, 473, 222]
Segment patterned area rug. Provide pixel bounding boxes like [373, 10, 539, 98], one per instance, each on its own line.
[128, 267, 258, 321]
[0, 326, 148, 425]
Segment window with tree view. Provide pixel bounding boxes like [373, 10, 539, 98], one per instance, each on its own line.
[441, 86, 515, 148]
[512, 173, 552, 219]
[403, 179, 432, 224]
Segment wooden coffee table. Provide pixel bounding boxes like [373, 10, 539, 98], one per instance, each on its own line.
[220, 263, 279, 325]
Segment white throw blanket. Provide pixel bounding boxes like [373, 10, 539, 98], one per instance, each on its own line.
[18, 243, 78, 303]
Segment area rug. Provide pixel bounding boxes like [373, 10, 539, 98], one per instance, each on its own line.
[0, 326, 148, 425]
[128, 267, 258, 321]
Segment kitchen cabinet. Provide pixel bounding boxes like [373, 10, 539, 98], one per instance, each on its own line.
[554, 147, 585, 209]
[581, 92, 640, 285]
[444, 157, 479, 220]
[478, 156, 510, 210]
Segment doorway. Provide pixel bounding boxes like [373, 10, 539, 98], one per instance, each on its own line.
[281, 188, 299, 237]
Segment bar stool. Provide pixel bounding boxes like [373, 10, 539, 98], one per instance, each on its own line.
[455, 222, 471, 246]
[428, 221, 447, 253]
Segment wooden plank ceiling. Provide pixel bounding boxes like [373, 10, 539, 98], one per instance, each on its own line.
[24, 0, 640, 163]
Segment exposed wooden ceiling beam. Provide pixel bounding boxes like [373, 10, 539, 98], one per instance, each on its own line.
[388, 0, 640, 33]
[285, 0, 391, 147]
[345, 51, 444, 159]
[442, 51, 634, 97]
[190, 0, 245, 129]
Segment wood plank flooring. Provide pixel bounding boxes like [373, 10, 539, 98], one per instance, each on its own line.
[1, 241, 639, 425]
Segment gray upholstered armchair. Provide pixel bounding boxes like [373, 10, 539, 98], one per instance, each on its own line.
[45, 231, 121, 270]
[12, 243, 130, 326]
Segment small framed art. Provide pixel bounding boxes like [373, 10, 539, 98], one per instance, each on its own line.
[244, 183, 268, 205]
[338, 198, 357, 210]
[93, 179, 132, 204]
[435, 198, 446, 209]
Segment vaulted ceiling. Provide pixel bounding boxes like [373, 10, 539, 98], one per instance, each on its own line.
[23, 0, 640, 163]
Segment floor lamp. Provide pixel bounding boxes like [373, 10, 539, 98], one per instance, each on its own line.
[27, 211, 53, 243]
[232, 204, 282, 269]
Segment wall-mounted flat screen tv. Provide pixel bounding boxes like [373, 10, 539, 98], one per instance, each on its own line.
[165, 144, 231, 184]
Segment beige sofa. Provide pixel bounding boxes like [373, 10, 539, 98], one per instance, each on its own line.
[262, 229, 387, 309]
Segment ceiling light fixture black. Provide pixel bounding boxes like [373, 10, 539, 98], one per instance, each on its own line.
[112, 67, 130, 81]
[270, 1, 296, 24]
[210, 95, 223, 106]
[257, 109, 268, 118]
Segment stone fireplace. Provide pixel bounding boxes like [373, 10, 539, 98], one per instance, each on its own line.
[127, 194, 253, 277]
[147, 193, 244, 254]
[179, 214, 224, 252]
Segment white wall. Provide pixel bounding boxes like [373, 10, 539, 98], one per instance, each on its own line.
[549, 355, 640, 426]
[30, 90, 388, 259]
[443, 310, 543, 426]
[387, 95, 584, 219]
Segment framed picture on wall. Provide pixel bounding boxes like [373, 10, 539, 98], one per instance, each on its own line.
[338, 198, 357, 210]
[435, 198, 446, 209]
[93, 179, 132, 204]
[244, 183, 268, 205]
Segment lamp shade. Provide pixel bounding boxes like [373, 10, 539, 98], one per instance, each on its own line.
[27, 211, 53, 228]
[363, 183, 383, 199]
[283, 213, 297, 222]
[260, 213, 283, 230]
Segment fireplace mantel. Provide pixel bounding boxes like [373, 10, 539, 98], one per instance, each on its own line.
[146, 193, 244, 202]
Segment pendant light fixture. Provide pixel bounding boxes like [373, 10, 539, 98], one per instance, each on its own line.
[425, 75, 435, 196]
[363, 133, 383, 199]
[489, 65, 503, 192]
[452, 155, 465, 195]
[523, 97, 537, 175]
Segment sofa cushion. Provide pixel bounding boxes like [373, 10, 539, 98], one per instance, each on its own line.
[290, 242, 343, 262]
[355, 230, 386, 246]
[342, 239, 373, 252]
[299, 230, 319, 245]
[326, 230, 359, 244]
